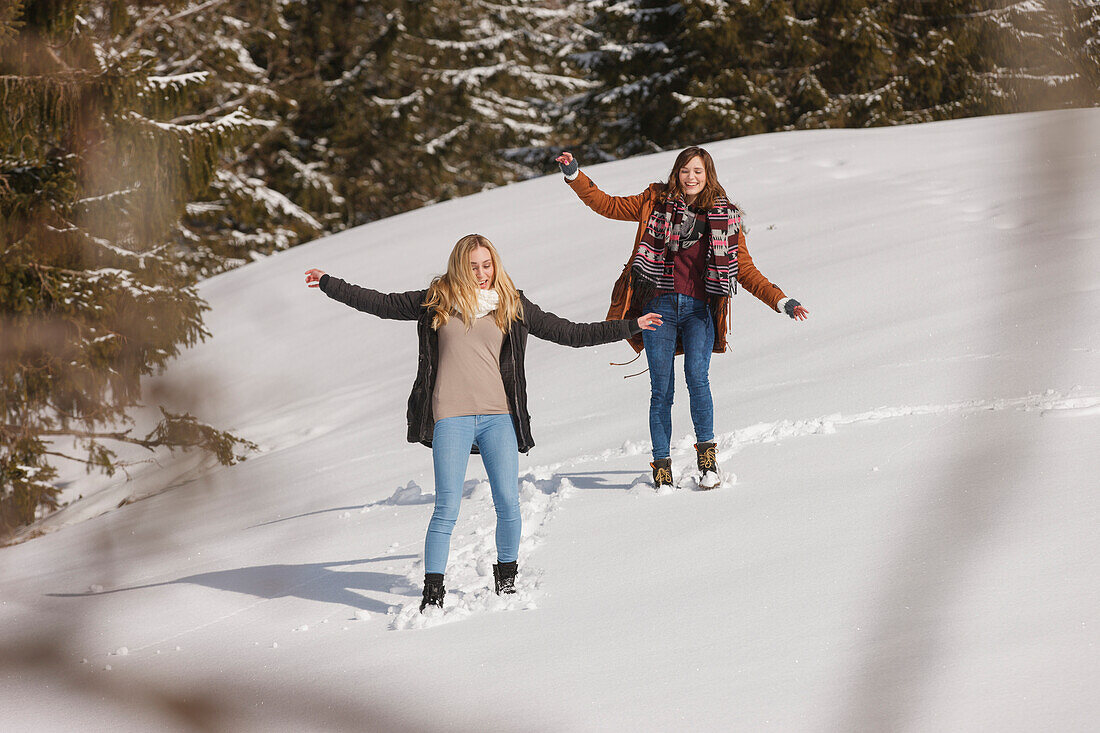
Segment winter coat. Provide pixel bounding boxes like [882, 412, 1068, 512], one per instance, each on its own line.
[319, 275, 639, 453]
[565, 170, 787, 353]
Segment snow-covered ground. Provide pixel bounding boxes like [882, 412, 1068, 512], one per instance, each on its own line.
[3, 110, 1098, 732]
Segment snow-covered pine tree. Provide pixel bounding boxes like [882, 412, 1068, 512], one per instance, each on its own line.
[380, 0, 594, 199]
[978, 0, 1100, 113]
[812, 0, 902, 127]
[251, 0, 591, 225]
[890, 0, 992, 123]
[122, 0, 338, 277]
[572, 0, 898, 155]
[261, 0, 438, 224]
[574, 0, 1099, 158]
[571, 0, 688, 158]
[671, 0, 828, 142]
[0, 0, 257, 536]
[1079, 0, 1100, 81]
[872, 1, 1100, 124]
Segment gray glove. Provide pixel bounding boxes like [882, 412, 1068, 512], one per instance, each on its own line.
[559, 156, 579, 178]
[783, 298, 802, 318]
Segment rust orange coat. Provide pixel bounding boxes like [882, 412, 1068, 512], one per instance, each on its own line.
[566, 170, 787, 354]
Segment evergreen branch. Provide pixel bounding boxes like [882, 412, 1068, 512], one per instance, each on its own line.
[165, 0, 231, 25]
[6, 426, 150, 447]
[41, 450, 154, 481]
[898, 1, 1042, 23]
[169, 97, 248, 125]
[121, 0, 230, 50]
[43, 45, 71, 72]
[40, 449, 108, 467]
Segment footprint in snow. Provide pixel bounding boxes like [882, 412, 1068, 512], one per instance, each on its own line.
[388, 473, 569, 630]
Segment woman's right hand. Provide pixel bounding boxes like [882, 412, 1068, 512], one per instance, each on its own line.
[637, 313, 663, 331]
[556, 151, 578, 177]
[304, 268, 326, 288]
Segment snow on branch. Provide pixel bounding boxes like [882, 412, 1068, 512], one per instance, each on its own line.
[424, 122, 473, 155]
[500, 66, 595, 92]
[125, 108, 276, 136]
[82, 268, 176, 297]
[214, 170, 322, 231]
[598, 1, 683, 22]
[209, 33, 268, 78]
[425, 32, 519, 52]
[598, 41, 671, 63]
[144, 71, 210, 92]
[468, 97, 553, 137]
[439, 62, 511, 86]
[371, 90, 425, 118]
[594, 71, 677, 104]
[979, 70, 1081, 86]
[477, 1, 577, 21]
[275, 151, 346, 206]
[673, 91, 741, 113]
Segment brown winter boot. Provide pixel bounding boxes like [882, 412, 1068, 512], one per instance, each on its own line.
[695, 442, 720, 490]
[650, 458, 673, 490]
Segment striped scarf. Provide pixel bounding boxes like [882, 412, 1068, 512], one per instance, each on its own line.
[632, 195, 741, 297]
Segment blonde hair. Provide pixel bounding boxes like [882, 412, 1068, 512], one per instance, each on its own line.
[423, 234, 523, 331]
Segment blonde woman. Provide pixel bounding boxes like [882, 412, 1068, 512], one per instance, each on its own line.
[305, 234, 661, 612]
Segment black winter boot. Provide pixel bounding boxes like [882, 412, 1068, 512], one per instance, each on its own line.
[651, 458, 673, 490]
[695, 442, 720, 490]
[493, 561, 518, 595]
[419, 573, 445, 612]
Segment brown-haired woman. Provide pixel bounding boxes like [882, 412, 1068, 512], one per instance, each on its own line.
[555, 148, 808, 490]
[305, 234, 661, 612]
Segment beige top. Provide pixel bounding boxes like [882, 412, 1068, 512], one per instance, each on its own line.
[432, 314, 510, 421]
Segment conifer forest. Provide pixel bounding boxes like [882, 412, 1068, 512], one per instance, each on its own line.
[2, 0, 1099, 536]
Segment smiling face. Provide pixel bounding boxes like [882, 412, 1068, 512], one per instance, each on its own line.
[678, 156, 706, 203]
[469, 246, 494, 290]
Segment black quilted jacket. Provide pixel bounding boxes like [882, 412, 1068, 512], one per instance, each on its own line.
[319, 275, 639, 453]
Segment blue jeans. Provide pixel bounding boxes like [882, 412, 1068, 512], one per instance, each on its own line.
[641, 293, 715, 460]
[426, 414, 520, 575]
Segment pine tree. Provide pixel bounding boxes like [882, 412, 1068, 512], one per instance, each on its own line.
[237, 0, 591, 227]
[365, 0, 593, 203]
[423, 0, 595, 180]
[253, 0, 429, 224]
[0, 0, 257, 536]
[571, 0, 689, 158]
[574, 0, 1100, 158]
[887, 1, 1100, 123]
[984, 0, 1100, 112]
[121, 1, 339, 277]
[672, 0, 827, 142]
[812, 0, 901, 127]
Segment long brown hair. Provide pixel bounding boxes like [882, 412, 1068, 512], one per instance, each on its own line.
[662, 146, 728, 210]
[423, 234, 523, 331]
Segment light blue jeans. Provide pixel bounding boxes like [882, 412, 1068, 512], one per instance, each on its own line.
[425, 414, 520, 575]
[641, 293, 716, 460]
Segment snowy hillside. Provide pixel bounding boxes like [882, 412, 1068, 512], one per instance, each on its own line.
[3, 110, 1099, 732]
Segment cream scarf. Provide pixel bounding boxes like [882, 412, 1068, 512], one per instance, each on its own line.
[474, 288, 499, 319]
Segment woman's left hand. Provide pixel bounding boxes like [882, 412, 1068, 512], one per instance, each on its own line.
[637, 313, 663, 331]
[782, 298, 809, 321]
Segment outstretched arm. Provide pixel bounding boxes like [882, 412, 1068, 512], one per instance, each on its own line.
[523, 295, 661, 347]
[556, 151, 647, 222]
[305, 269, 424, 321]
